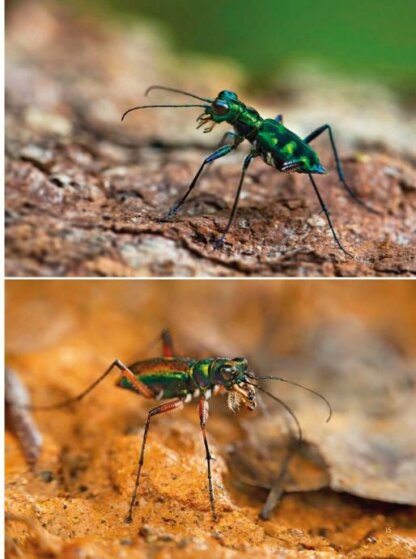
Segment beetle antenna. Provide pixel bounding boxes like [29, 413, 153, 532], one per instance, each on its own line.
[121, 103, 209, 121]
[250, 374, 332, 422]
[246, 381, 302, 444]
[145, 85, 212, 103]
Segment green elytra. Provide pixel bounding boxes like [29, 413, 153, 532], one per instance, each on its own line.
[122, 86, 379, 256]
[28, 330, 331, 523]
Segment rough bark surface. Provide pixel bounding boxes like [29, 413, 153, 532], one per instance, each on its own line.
[5, 2, 416, 277]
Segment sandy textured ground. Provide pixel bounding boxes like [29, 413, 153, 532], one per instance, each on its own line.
[5, 281, 416, 558]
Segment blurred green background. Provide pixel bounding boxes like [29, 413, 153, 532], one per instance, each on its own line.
[72, 0, 416, 90]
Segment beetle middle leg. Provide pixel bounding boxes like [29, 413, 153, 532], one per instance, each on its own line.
[214, 151, 257, 248]
[125, 398, 184, 523]
[161, 329, 175, 358]
[165, 143, 238, 219]
[304, 124, 379, 214]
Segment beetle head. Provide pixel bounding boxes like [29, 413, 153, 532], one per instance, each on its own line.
[211, 357, 257, 411]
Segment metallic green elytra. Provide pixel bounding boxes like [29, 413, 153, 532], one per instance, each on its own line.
[30, 330, 331, 523]
[123, 86, 380, 256]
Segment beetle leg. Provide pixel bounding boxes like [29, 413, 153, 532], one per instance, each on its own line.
[216, 131, 239, 148]
[114, 360, 155, 399]
[304, 124, 380, 214]
[161, 329, 175, 358]
[307, 173, 353, 257]
[165, 144, 238, 219]
[125, 399, 184, 523]
[214, 151, 257, 249]
[198, 397, 217, 520]
[23, 359, 154, 411]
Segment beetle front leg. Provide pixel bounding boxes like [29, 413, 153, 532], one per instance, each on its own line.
[165, 144, 237, 219]
[216, 131, 240, 148]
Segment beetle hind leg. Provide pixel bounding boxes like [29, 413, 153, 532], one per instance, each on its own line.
[307, 173, 353, 258]
[304, 124, 380, 215]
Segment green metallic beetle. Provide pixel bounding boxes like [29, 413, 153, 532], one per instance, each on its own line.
[29, 330, 331, 522]
[122, 86, 379, 256]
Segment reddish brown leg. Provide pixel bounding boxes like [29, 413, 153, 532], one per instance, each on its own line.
[115, 360, 155, 399]
[125, 398, 184, 523]
[161, 329, 175, 358]
[25, 359, 154, 411]
[199, 398, 217, 520]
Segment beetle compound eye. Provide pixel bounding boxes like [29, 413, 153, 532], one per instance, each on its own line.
[212, 101, 229, 115]
[221, 366, 234, 380]
[233, 357, 247, 365]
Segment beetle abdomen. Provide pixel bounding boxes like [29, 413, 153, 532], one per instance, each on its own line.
[257, 119, 324, 173]
[116, 357, 195, 398]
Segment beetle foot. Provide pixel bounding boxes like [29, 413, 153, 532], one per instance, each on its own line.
[162, 207, 178, 221]
[213, 237, 225, 250]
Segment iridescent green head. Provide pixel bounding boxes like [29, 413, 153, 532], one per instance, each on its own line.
[208, 90, 241, 123]
[210, 357, 257, 411]
[121, 86, 261, 136]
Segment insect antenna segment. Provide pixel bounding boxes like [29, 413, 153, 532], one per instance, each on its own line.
[145, 84, 212, 103]
[252, 374, 332, 422]
[121, 103, 209, 122]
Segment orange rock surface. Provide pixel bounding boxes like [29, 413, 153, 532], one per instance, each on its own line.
[5, 281, 416, 558]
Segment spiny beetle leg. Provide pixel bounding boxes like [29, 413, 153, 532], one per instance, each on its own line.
[199, 398, 217, 521]
[125, 398, 184, 524]
[164, 144, 237, 220]
[307, 174, 353, 258]
[304, 124, 380, 215]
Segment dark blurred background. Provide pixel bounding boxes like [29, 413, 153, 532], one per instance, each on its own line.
[70, 0, 416, 92]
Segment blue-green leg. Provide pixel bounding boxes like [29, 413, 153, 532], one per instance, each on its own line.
[304, 124, 379, 214]
[166, 144, 237, 218]
[217, 131, 240, 148]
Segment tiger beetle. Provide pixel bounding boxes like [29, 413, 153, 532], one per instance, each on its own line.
[29, 330, 331, 522]
[122, 86, 379, 256]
